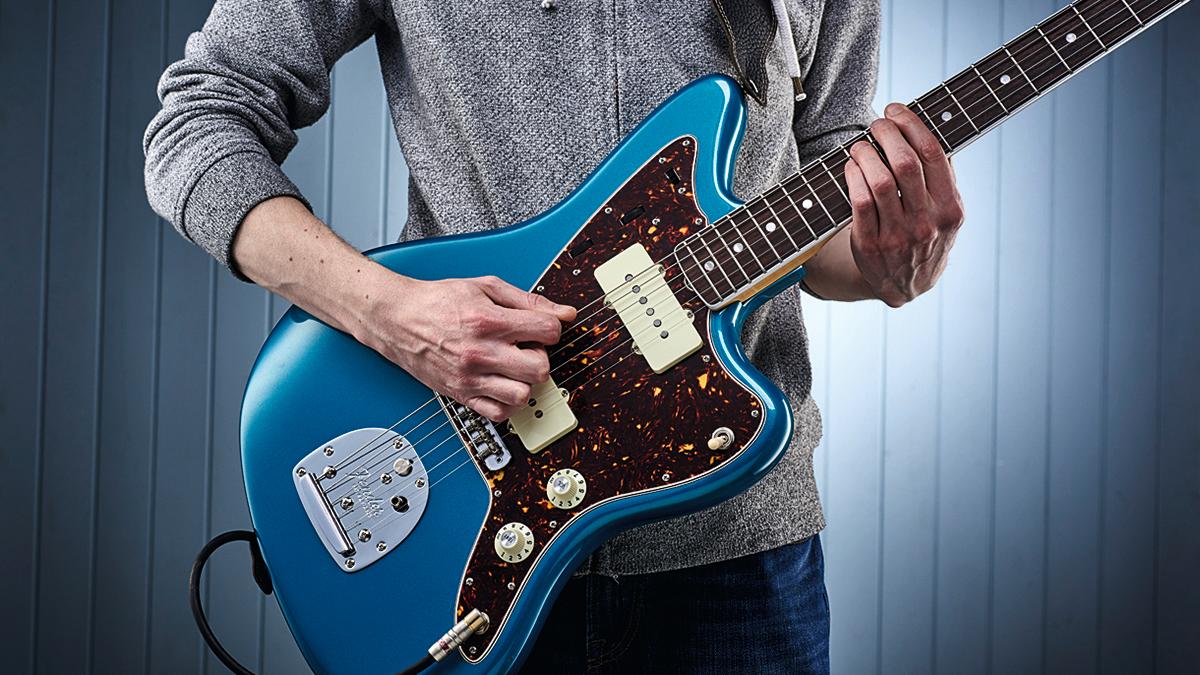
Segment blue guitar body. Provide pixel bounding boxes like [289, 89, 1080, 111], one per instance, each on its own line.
[241, 75, 800, 674]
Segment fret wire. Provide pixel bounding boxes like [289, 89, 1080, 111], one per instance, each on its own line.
[796, 171, 839, 234]
[709, 224, 754, 283]
[728, 213, 769, 275]
[941, 83, 981, 134]
[1001, 44, 1040, 92]
[1071, 4, 1109, 48]
[1118, 0, 1145, 23]
[745, 209, 783, 261]
[970, 64, 1010, 113]
[912, 99, 952, 151]
[778, 186, 818, 240]
[816, 157, 850, 204]
[696, 228, 743, 289]
[683, 243, 725, 302]
[760, 197, 800, 253]
[1035, 24, 1074, 72]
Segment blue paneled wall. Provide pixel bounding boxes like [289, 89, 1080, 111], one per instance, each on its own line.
[1, 1, 1196, 673]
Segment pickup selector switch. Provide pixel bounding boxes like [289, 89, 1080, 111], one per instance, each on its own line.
[546, 469, 587, 509]
[494, 522, 535, 563]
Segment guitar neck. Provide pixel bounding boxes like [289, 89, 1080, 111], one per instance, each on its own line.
[677, 0, 1189, 308]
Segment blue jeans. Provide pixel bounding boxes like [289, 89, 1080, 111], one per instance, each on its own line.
[520, 535, 829, 674]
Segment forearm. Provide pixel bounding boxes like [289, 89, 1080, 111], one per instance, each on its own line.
[802, 227, 876, 302]
[232, 196, 408, 338]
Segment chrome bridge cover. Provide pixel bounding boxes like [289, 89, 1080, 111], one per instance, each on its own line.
[293, 428, 429, 573]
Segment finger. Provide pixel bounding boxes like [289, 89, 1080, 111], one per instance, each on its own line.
[492, 307, 563, 345]
[844, 158, 879, 241]
[869, 116, 928, 214]
[478, 276, 577, 322]
[475, 375, 533, 408]
[884, 103, 955, 205]
[464, 395, 517, 422]
[849, 140, 905, 229]
[485, 345, 551, 384]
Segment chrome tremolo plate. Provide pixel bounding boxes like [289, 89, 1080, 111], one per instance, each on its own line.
[293, 428, 429, 573]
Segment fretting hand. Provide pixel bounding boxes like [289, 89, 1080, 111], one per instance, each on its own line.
[841, 103, 966, 307]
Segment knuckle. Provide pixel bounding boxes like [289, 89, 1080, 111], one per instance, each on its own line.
[851, 194, 874, 212]
[892, 152, 920, 176]
[533, 353, 551, 381]
[917, 137, 943, 162]
[460, 347, 487, 369]
[869, 173, 896, 194]
[513, 382, 533, 404]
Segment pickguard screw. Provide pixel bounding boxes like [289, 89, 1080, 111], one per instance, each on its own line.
[415, 478, 426, 488]
[694, 218, 703, 225]
[469, 646, 478, 656]
[604, 207, 612, 214]
[324, 446, 334, 456]
[677, 188, 687, 195]
[465, 577, 474, 586]
[507, 582, 516, 591]
[572, 269, 581, 276]
[751, 410, 760, 417]
[536, 285, 545, 292]
[662, 473, 671, 482]
[494, 489, 502, 497]
[345, 559, 356, 569]
[341, 497, 354, 510]
[549, 520, 558, 528]
[682, 139, 691, 146]
[658, 157, 666, 164]
[652, 218, 661, 225]
[702, 355, 711, 363]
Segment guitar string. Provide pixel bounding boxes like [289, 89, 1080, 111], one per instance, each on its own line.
[322, 279, 684, 492]
[327, 284, 704, 496]
[337, 298, 707, 535]
[318, 0, 1147, 492]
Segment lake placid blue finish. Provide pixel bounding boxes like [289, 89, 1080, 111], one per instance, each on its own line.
[242, 75, 800, 674]
[4, 2, 1200, 674]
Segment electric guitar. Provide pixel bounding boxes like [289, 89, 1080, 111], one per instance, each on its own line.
[232, 1, 1190, 672]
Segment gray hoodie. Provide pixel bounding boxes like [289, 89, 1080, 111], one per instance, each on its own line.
[144, 0, 880, 575]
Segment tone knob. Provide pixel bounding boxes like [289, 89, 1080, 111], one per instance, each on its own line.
[546, 469, 587, 509]
[494, 522, 534, 563]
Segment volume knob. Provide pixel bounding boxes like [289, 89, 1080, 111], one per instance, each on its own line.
[546, 469, 587, 509]
[494, 522, 534, 563]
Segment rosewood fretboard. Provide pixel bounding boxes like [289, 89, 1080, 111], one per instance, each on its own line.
[676, 0, 1189, 307]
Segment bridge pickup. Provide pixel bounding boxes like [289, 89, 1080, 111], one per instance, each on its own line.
[507, 377, 577, 453]
[594, 243, 702, 374]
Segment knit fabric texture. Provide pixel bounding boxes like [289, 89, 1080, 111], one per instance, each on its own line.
[143, 0, 880, 576]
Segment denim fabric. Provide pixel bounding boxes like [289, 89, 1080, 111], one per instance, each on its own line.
[521, 536, 829, 674]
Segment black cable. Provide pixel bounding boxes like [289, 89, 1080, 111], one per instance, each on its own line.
[191, 529, 440, 675]
[397, 653, 436, 675]
[189, 530, 264, 675]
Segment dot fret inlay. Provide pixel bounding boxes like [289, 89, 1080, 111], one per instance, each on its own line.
[765, 222, 777, 233]
[1000, 74, 1011, 85]
[1066, 32, 1077, 43]
[801, 199, 813, 209]
[941, 111, 953, 122]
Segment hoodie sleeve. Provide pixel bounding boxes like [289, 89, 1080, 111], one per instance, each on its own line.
[143, 0, 389, 277]
[789, 0, 881, 164]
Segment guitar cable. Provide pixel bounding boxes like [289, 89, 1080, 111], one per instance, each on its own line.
[190, 529, 466, 675]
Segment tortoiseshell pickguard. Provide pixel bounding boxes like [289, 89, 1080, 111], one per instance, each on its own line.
[455, 137, 764, 661]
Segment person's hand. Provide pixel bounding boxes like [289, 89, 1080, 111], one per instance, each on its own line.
[358, 275, 576, 421]
[843, 103, 965, 307]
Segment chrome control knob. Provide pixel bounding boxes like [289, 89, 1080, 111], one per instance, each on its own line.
[494, 522, 534, 563]
[546, 469, 587, 509]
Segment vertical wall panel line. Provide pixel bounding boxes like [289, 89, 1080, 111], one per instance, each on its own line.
[1150, 23, 1169, 672]
[931, 1, 950, 671]
[986, 4, 1006, 673]
[1039, 67, 1059, 675]
[30, 0, 58, 670]
[200, 260, 217, 674]
[143, 0, 169, 669]
[1094, 56, 1115, 674]
[379, 96, 391, 247]
[86, 2, 114, 670]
